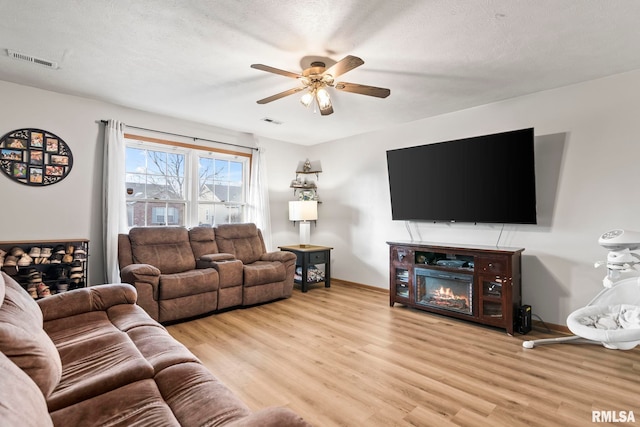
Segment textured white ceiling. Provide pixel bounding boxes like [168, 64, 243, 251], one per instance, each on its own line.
[1, 0, 640, 145]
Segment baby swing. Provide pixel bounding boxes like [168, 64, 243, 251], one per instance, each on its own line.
[523, 229, 640, 350]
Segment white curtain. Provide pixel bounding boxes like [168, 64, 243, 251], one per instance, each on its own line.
[246, 142, 272, 251]
[103, 120, 128, 283]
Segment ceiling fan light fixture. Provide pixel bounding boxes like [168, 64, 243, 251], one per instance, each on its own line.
[316, 87, 331, 110]
[251, 55, 389, 116]
[300, 90, 315, 107]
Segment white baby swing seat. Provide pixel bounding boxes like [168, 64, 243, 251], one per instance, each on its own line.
[567, 277, 640, 350]
[524, 277, 640, 350]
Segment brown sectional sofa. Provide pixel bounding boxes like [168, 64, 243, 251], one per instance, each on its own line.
[0, 271, 310, 427]
[119, 223, 297, 323]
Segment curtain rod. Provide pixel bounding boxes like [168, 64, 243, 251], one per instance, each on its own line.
[99, 120, 258, 151]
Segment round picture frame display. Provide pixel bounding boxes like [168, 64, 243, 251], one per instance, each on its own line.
[0, 128, 73, 186]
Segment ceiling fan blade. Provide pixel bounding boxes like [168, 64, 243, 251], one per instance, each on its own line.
[334, 82, 390, 98]
[323, 55, 364, 78]
[251, 64, 302, 79]
[256, 87, 305, 104]
[320, 104, 334, 116]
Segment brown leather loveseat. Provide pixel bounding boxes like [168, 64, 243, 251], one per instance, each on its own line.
[0, 271, 310, 427]
[118, 226, 228, 323]
[118, 223, 296, 323]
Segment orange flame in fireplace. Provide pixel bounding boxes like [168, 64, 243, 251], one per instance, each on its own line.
[436, 286, 454, 299]
[433, 286, 469, 306]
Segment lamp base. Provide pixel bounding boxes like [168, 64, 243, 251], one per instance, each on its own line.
[299, 221, 311, 246]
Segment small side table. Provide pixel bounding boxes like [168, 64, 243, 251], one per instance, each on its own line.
[278, 244, 332, 292]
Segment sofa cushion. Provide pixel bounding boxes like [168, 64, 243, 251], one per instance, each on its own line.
[0, 272, 62, 398]
[129, 227, 196, 274]
[0, 351, 53, 427]
[44, 311, 120, 349]
[159, 268, 218, 300]
[107, 303, 165, 332]
[189, 226, 219, 259]
[50, 379, 180, 427]
[159, 292, 218, 323]
[243, 261, 286, 287]
[243, 282, 287, 307]
[215, 223, 266, 264]
[47, 331, 155, 411]
[126, 325, 200, 373]
[155, 362, 252, 426]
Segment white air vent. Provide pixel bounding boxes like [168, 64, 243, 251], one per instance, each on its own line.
[261, 117, 283, 125]
[7, 49, 58, 69]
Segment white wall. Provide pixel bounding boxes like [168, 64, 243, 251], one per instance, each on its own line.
[306, 69, 640, 325]
[0, 80, 298, 284]
[255, 136, 308, 250]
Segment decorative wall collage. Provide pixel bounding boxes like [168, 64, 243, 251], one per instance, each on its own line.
[0, 128, 73, 186]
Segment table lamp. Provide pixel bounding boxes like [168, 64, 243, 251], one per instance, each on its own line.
[289, 200, 318, 247]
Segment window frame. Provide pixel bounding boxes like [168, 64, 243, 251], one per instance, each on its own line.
[124, 133, 252, 228]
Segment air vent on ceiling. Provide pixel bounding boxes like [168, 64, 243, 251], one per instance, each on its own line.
[261, 117, 283, 125]
[7, 49, 58, 69]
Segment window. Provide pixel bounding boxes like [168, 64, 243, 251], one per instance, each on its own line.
[197, 157, 245, 225]
[125, 136, 250, 228]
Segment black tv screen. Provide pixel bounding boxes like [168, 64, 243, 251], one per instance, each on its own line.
[386, 128, 537, 224]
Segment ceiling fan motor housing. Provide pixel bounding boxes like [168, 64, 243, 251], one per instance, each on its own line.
[303, 63, 327, 79]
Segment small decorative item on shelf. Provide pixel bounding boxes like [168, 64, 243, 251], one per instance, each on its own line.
[299, 189, 315, 201]
[296, 159, 322, 176]
[294, 265, 326, 283]
[0, 128, 73, 186]
[291, 159, 322, 201]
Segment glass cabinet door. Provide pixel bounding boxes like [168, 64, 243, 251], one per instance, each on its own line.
[480, 277, 504, 320]
[395, 268, 409, 298]
[483, 280, 502, 298]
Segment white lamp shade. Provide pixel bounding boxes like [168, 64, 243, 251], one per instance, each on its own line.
[300, 91, 314, 107]
[289, 201, 318, 221]
[316, 88, 331, 110]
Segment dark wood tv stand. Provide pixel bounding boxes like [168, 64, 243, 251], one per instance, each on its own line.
[387, 241, 524, 335]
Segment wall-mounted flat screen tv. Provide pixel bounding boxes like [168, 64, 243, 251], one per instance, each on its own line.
[386, 128, 537, 224]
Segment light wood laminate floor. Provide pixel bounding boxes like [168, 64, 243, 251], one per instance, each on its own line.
[166, 281, 640, 426]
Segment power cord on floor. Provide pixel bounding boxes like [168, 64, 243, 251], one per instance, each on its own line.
[532, 313, 552, 333]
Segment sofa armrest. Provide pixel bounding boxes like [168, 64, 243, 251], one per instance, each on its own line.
[119, 263, 161, 321]
[120, 264, 160, 294]
[196, 252, 236, 268]
[261, 251, 297, 264]
[212, 259, 244, 288]
[120, 263, 161, 281]
[38, 283, 137, 322]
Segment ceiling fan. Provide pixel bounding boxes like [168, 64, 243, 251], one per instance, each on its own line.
[250, 55, 390, 116]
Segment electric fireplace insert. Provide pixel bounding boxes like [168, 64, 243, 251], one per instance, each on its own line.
[415, 267, 473, 316]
